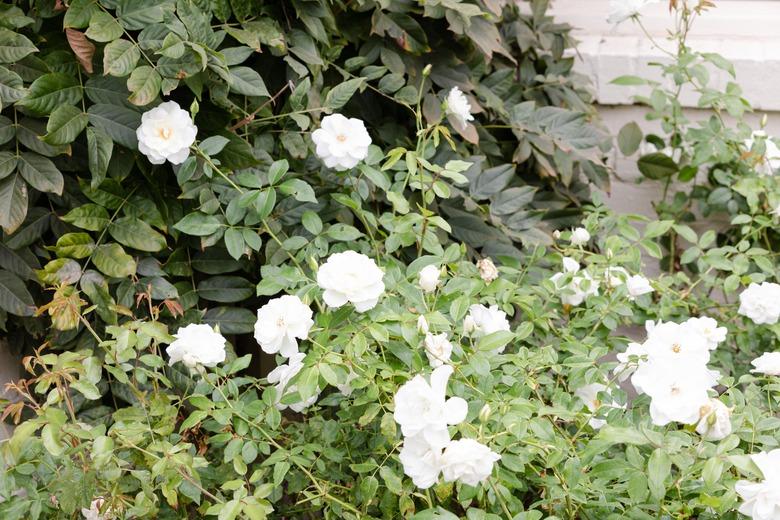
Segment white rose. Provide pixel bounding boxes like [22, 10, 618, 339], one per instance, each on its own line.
[738, 282, 780, 325]
[417, 315, 430, 334]
[607, 0, 659, 24]
[614, 341, 647, 383]
[574, 383, 624, 429]
[440, 438, 500, 487]
[317, 250, 385, 312]
[633, 363, 718, 426]
[166, 323, 226, 370]
[476, 258, 499, 283]
[465, 304, 511, 346]
[418, 265, 441, 293]
[81, 498, 110, 520]
[254, 295, 313, 358]
[735, 449, 780, 520]
[445, 86, 474, 131]
[311, 114, 371, 170]
[398, 434, 443, 489]
[695, 398, 732, 441]
[570, 227, 590, 246]
[393, 365, 468, 449]
[266, 352, 319, 412]
[640, 320, 711, 366]
[463, 315, 476, 334]
[750, 352, 780, 376]
[550, 257, 599, 306]
[424, 333, 453, 368]
[685, 316, 727, 350]
[625, 274, 653, 300]
[136, 101, 197, 165]
[745, 131, 780, 176]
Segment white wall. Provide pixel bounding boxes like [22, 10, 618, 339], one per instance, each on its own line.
[549, 0, 780, 217]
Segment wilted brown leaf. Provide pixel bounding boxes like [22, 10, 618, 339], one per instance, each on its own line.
[65, 28, 95, 74]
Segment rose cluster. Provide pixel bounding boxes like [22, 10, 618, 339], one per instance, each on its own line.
[615, 317, 732, 438]
[393, 365, 500, 489]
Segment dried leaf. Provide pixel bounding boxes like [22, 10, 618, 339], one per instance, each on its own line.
[65, 28, 95, 74]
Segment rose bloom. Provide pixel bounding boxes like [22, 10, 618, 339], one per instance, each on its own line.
[738, 282, 780, 325]
[254, 295, 313, 358]
[607, 0, 659, 24]
[574, 383, 624, 429]
[81, 498, 111, 520]
[166, 323, 226, 370]
[695, 398, 732, 441]
[136, 101, 197, 165]
[640, 320, 711, 367]
[632, 362, 718, 426]
[424, 333, 453, 368]
[550, 257, 599, 306]
[614, 341, 647, 382]
[266, 352, 319, 412]
[445, 86, 474, 131]
[398, 434, 443, 489]
[570, 227, 590, 246]
[750, 352, 780, 376]
[685, 316, 727, 350]
[311, 113, 371, 170]
[440, 438, 501, 487]
[476, 258, 499, 283]
[465, 304, 511, 345]
[418, 264, 441, 293]
[317, 250, 385, 312]
[745, 130, 780, 176]
[735, 449, 780, 520]
[393, 365, 467, 449]
[625, 274, 653, 300]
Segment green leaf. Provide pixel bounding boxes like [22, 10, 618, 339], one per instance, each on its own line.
[102, 39, 140, 77]
[278, 179, 316, 203]
[42, 105, 88, 145]
[109, 216, 167, 252]
[63, 0, 100, 29]
[61, 203, 110, 231]
[610, 75, 647, 86]
[647, 448, 670, 501]
[637, 153, 678, 180]
[200, 136, 230, 156]
[0, 173, 28, 234]
[0, 271, 35, 316]
[71, 379, 101, 400]
[41, 424, 65, 456]
[0, 28, 37, 63]
[53, 232, 95, 259]
[17, 152, 63, 195]
[116, 0, 168, 31]
[174, 212, 222, 236]
[324, 78, 364, 110]
[86, 127, 113, 188]
[85, 11, 123, 42]
[0, 65, 25, 104]
[0, 151, 17, 179]
[224, 228, 245, 260]
[16, 73, 82, 116]
[93, 243, 137, 278]
[203, 306, 255, 334]
[617, 122, 642, 156]
[87, 104, 140, 150]
[127, 65, 161, 106]
[197, 276, 254, 303]
[228, 66, 269, 97]
[477, 330, 516, 352]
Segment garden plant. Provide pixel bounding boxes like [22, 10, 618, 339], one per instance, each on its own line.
[0, 0, 779, 519]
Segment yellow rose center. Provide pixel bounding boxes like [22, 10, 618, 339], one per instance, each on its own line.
[336, 134, 347, 142]
[672, 343, 681, 353]
[157, 127, 174, 140]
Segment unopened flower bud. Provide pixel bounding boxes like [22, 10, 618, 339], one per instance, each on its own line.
[417, 315, 429, 334]
[422, 64, 432, 76]
[476, 258, 499, 283]
[479, 403, 492, 423]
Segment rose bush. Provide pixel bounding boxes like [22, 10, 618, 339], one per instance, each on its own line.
[1, 1, 779, 520]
